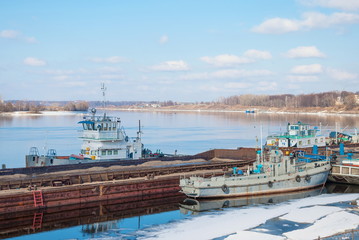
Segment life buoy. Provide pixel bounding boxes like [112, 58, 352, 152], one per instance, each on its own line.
[268, 181, 273, 188]
[221, 184, 229, 193]
[305, 175, 311, 182]
[295, 175, 301, 182]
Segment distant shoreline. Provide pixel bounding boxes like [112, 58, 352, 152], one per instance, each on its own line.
[104, 106, 359, 117]
[1, 106, 359, 117]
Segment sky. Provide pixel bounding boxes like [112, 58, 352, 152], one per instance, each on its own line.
[0, 0, 359, 102]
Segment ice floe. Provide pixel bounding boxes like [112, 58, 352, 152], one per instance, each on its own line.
[284, 211, 359, 240]
[137, 193, 359, 240]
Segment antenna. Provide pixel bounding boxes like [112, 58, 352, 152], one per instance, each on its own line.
[137, 120, 142, 139]
[101, 83, 107, 109]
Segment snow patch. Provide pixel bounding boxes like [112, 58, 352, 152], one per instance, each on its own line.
[137, 194, 359, 240]
[284, 211, 359, 240]
[280, 205, 343, 223]
[225, 231, 286, 240]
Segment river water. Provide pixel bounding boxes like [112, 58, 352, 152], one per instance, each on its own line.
[0, 110, 358, 239]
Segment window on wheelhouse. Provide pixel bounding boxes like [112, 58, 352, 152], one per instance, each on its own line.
[101, 150, 106, 156]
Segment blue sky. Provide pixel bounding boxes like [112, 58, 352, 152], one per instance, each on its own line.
[0, 0, 358, 102]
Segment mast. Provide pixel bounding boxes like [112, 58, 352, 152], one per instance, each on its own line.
[101, 83, 107, 117]
[137, 120, 142, 139]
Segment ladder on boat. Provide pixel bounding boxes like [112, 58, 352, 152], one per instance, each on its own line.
[32, 190, 44, 207]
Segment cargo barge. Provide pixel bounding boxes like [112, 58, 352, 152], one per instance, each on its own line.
[1, 148, 258, 215]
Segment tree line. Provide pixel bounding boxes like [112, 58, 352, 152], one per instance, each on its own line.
[216, 91, 359, 109]
[0, 100, 89, 113]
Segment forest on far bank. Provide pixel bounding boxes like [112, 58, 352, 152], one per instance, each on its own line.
[1, 91, 359, 113]
[215, 91, 359, 110]
[0, 100, 89, 113]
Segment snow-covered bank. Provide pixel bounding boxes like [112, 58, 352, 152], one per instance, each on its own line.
[136, 193, 359, 240]
[109, 107, 359, 117]
[0, 111, 83, 116]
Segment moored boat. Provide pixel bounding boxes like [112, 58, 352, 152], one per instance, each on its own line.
[179, 148, 331, 198]
[327, 143, 359, 185]
[26, 108, 145, 167]
[266, 122, 326, 148]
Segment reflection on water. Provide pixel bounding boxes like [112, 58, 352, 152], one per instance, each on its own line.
[1, 183, 357, 240]
[326, 182, 359, 194]
[180, 187, 325, 214]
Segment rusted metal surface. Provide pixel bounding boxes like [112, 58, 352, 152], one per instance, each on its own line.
[0, 176, 183, 214]
[0, 159, 254, 190]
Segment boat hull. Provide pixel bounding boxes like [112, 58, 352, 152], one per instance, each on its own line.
[180, 164, 330, 198]
[25, 155, 132, 167]
[328, 164, 359, 185]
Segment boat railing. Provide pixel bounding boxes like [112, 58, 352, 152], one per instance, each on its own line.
[79, 131, 123, 140]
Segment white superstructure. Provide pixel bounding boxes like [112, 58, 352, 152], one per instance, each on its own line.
[78, 109, 143, 160]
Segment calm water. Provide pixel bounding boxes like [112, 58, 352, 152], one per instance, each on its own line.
[0, 110, 359, 239]
[1, 110, 359, 168]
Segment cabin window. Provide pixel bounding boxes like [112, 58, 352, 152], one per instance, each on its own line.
[91, 150, 96, 155]
[298, 141, 302, 146]
[102, 150, 106, 156]
[107, 150, 112, 155]
[307, 140, 310, 144]
[315, 139, 318, 143]
[104, 123, 108, 130]
[81, 149, 86, 154]
[113, 123, 116, 130]
[83, 124, 88, 130]
[114, 150, 118, 155]
[320, 138, 323, 142]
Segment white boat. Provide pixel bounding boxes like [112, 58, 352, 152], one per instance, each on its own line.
[266, 122, 326, 148]
[26, 84, 147, 167]
[179, 149, 331, 198]
[26, 108, 144, 167]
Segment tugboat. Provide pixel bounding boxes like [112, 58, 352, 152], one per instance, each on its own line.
[26, 108, 144, 167]
[266, 122, 326, 148]
[26, 84, 144, 167]
[179, 148, 331, 198]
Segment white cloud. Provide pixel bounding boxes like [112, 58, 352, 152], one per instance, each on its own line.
[149, 60, 189, 71]
[100, 74, 124, 80]
[44, 69, 75, 75]
[256, 81, 278, 91]
[24, 57, 46, 66]
[99, 66, 122, 73]
[0, 30, 19, 39]
[0, 29, 37, 43]
[159, 35, 169, 44]
[212, 69, 273, 79]
[200, 54, 253, 67]
[252, 12, 359, 34]
[181, 69, 273, 80]
[300, 0, 359, 11]
[53, 75, 70, 81]
[224, 82, 252, 89]
[244, 49, 272, 59]
[291, 64, 323, 74]
[252, 18, 300, 34]
[287, 75, 320, 82]
[285, 46, 325, 58]
[326, 67, 357, 80]
[89, 56, 127, 63]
